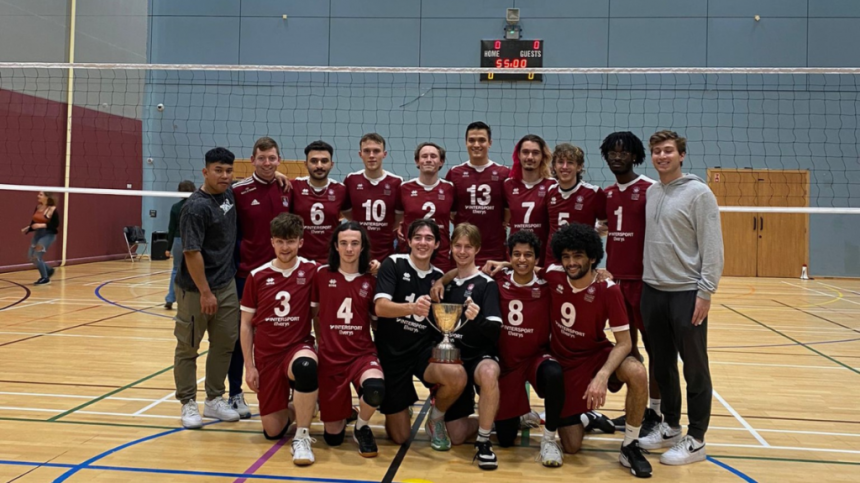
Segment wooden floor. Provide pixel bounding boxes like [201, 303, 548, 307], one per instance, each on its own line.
[1, 261, 858, 482]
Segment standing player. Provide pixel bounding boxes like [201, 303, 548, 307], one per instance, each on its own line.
[446, 122, 510, 266]
[639, 131, 724, 465]
[290, 141, 351, 263]
[344, 133, 403, 261]
[373, 219, 468, 451]
[240, 213, 320, 466]
[399, 142, 457, 271]
[504, 134, 555, 264]
[601, 132, 662, 434]
[544, 223, 652, 478]
[311, 222, 384, 457]
[545, 143, 607, 266]
[230, 136, 291, 419]
[435, 223, 503, 470]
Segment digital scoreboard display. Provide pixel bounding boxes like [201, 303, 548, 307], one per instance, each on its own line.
[480, 39, 543, 82]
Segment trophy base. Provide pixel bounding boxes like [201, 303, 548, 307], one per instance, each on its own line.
[429, 345, 462, 365]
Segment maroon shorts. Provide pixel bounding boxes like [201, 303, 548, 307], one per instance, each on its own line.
[618, 279, 645, 333]
[318, 354, 382, 422]
[560, 347, 624, 418]
[496, 353, 555, 421]
[256, 341, 316, 417]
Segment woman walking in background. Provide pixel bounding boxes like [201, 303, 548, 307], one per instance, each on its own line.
[164, 180, 196, 309]
[21, 191, 60, 285]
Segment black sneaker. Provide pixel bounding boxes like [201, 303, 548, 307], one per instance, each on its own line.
[164, 302, 173, 310]
[641, 409, 662, 437]
[34, 278, 50, 285]
[585, 411, 616, 434]
[611, 414, 627, 432]
[473, 440, 498, 470]
[353, 425, 378, 458]
[619, 440, 652, 478]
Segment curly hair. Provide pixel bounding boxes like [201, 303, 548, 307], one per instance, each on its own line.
[552, 143, 585, 183]
[328, 221, 371, 274]
[550, 222, 603, 266]
[507, 230, 541, 257]
[599, 131, 646, 166]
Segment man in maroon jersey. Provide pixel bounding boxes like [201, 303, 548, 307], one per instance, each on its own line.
[311, 221, 385, 457]
[446, 122, 510, 266]
[399, 142, 457, 270]
[240, 213, 320, 466]
[290, 140, 352, 263]
[543, 223, 651, 478]
[344, 133, 403, 261]
[503, 134, 555, 265]
[600, 131, 662, 435]
[545, 143, 607, 266]
[230, 136, 292, 418]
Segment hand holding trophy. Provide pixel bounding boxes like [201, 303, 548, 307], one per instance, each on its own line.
[429, 302, 469, 364]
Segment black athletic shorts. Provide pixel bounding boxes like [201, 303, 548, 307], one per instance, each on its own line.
[377, 344, 434, 415]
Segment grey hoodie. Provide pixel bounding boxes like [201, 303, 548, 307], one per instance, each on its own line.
[642, 174, 724, 300]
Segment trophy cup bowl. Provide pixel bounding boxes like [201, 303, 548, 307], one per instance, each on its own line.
[429, 303, 466, 364]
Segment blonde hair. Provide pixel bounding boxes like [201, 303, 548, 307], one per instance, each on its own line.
[451, 223, 481, 250]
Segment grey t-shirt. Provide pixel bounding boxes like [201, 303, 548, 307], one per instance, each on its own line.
[176, 188, 237, 291]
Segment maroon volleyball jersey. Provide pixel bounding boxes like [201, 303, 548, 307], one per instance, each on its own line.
[493, 269, 552, 372]
[605, 175, 655, 280]
[233, 174, 291, 278]
[240, 258, 318, 360]
[545, 181, 608, 265]
[288, 177, 351, 264]
[399, 178, 456, 263]
[445, 161, 510, 265]
[543, 266, 629, 364]
[343, 170, 403, 261]
[311, 266, 377, 368]
[503, 177, 555, 251]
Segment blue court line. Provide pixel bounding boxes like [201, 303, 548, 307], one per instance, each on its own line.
[95, 271, 174, 319]
[1, 459, 378, 482]
[708, 456, 759, 482]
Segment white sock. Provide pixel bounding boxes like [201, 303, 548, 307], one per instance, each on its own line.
[477, 427, 491, 443]
[430, 405, 445, 421]
[543, 428, 557, 441]
[295, 427, 310, 440]
[355, 417, 369, 430]
[649, 398, 662, 417]
[580, 413, 591, 428]
[623, 424, 641, 447]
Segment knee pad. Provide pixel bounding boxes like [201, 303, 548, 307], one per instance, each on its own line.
[290, 357, 318, 393]
[536, 359, 563, 394]
[360, 378, 385, 408]
[323, 428, 345, 446]
[263, 424, 288, 440]
[495, 417, 519, 447]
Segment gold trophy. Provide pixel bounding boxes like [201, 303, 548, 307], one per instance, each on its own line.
[429, 303, 468, 364]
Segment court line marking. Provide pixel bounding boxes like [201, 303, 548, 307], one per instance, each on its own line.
[707, 456, 758, 483]
[710, 361, 851, 370]
[0, 331, 181, 342]
[579, 435, 860, 455]
[817, 281, 860, 297]
[235, 437, 289, 483]
[713, 389, 770, 447]
[94, 272, 174, 319]
[782, 281, 860, 307]
[133, 377, 205, 415]
[0, 278, 31, 311]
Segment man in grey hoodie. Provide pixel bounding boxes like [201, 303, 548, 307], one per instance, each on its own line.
[637, 131, 724, 466]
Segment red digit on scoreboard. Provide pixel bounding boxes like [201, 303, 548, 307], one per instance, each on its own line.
[495, 59, 502, 68]
[494, 40, 501, 50]
[533, 40, 540, 49]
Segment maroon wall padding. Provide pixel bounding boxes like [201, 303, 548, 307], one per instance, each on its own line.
[0, 88, 142, 273]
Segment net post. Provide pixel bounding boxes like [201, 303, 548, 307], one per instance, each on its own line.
[60, 0, 78, 268]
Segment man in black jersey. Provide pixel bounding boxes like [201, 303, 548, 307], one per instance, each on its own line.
[434, 223, 503, 470]
[373, 219, 468, 450]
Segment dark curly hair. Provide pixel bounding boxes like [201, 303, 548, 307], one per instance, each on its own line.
[327, 221, 371, 274]
[507, 230, 541, 257]
[599, 131, 646, 166]
[550, 223, 603, 266]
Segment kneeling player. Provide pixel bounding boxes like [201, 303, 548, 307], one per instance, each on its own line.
[544, 223, 652, 478]
[240, 213, 320, 466]
[312, 222, 385, 457]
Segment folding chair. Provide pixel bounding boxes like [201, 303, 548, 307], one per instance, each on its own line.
[123, 226, 149, 262]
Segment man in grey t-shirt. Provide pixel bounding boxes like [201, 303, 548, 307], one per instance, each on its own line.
[638, 131, 724, 466]
[173, 147, 242, 429]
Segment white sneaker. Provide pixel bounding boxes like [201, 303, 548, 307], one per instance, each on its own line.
[203, 397, 240, 422]
[519, 411, 542, 429]
[660, 435, 706, 465]
[180, 400, 203, 429]
[539, 438, 564, 467]
[639, 422, 682, 450]
[291, 436, 316, 466]
[230, 392, 252, 419]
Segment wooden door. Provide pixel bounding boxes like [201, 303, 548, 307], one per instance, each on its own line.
[756, 171, 809, 277]
[707, 169, 759, 277]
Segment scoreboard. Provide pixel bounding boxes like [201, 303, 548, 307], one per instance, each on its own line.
[480, 39, 543, 82]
